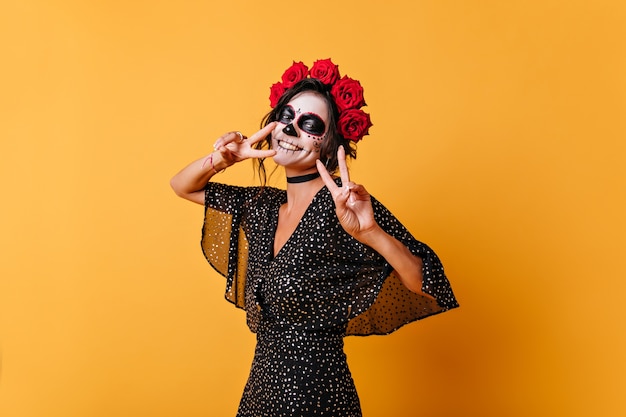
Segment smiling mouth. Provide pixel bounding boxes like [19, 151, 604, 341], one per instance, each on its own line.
[276, 139, 310, 153]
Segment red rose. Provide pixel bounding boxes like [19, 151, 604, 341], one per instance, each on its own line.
[309, 58, 340, 85]
[330, 76, 366, 112]
[337, 109, 373, 142]
[269, 82, 286, 107]
[281, 61, 309, 88]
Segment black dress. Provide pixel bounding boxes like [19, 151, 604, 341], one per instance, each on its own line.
[201, 180, 458, 417]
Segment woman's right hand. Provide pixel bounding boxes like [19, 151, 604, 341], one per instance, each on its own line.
[170, 122, 278, 205]
[213, 122, 277, 168]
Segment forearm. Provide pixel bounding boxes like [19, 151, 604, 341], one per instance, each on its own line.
[170, 152, 230, 204]
[360, 227, 430, 296]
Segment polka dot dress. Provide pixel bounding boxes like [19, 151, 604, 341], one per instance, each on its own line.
[201, 180, 458, 416]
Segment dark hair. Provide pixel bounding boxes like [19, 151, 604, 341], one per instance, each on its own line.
[254, 78, 357, 185]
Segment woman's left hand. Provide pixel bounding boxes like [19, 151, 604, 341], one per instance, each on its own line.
[316, 147, 379, 245]
[318, 148, 431, 296]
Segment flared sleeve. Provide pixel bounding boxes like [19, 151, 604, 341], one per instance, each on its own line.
[201, 182, 272, 309]
[200, 181, 458, 337]
[343, 196, 458, 335]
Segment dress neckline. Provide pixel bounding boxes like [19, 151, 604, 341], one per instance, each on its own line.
[271, 185, 329, 260]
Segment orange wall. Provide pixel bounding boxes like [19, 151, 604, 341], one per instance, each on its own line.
[1, 1, 625, 416]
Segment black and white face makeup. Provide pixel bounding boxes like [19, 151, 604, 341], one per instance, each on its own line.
[278, 105, 327, 138]
[271, 92, 330, 171]
[272, 91, 330, 175]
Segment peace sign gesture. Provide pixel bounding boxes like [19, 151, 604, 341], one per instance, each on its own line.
[213, 122, 278, 167]
[316, 147, 379, 245]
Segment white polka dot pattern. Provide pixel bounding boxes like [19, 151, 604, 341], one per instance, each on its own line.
[201, 180, 458, 416]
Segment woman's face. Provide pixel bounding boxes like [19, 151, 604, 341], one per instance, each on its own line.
[271, 91, 330, 172]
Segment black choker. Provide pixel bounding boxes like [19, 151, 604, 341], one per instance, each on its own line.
[286, 172, 321, 184]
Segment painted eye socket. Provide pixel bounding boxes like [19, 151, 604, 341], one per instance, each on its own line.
[298, 114, 326, 136]
[278, 105, 295, 124]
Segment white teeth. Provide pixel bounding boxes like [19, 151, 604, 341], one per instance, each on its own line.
[279, 141, 301, 151]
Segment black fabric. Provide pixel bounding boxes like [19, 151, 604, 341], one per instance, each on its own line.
[200, 180, 458, 416]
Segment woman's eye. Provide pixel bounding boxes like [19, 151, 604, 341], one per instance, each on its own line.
[298, 114, 326, 136]
[278, 106, 295, 123]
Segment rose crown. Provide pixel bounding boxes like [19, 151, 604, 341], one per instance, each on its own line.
[269, 59, 373, 143]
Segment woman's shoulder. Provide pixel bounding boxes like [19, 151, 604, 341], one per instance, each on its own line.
[207, 181, 283, 196]
[242, 184, 287, 208]
[204, 182, 287, 213]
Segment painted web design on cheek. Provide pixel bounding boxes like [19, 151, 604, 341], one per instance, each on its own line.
[311, 136, 324, 152]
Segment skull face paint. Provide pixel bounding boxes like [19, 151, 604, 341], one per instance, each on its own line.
[278, 105, 327, 138]
[272, 92, 330, 171]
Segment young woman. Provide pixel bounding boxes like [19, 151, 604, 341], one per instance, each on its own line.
[170, 59, 458, 417]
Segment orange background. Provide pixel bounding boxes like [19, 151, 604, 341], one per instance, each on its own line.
[1, 1, 625, 416]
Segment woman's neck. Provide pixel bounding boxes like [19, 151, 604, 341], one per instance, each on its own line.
[286, 172, 321, 183]
[284, 171, 325, 211]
